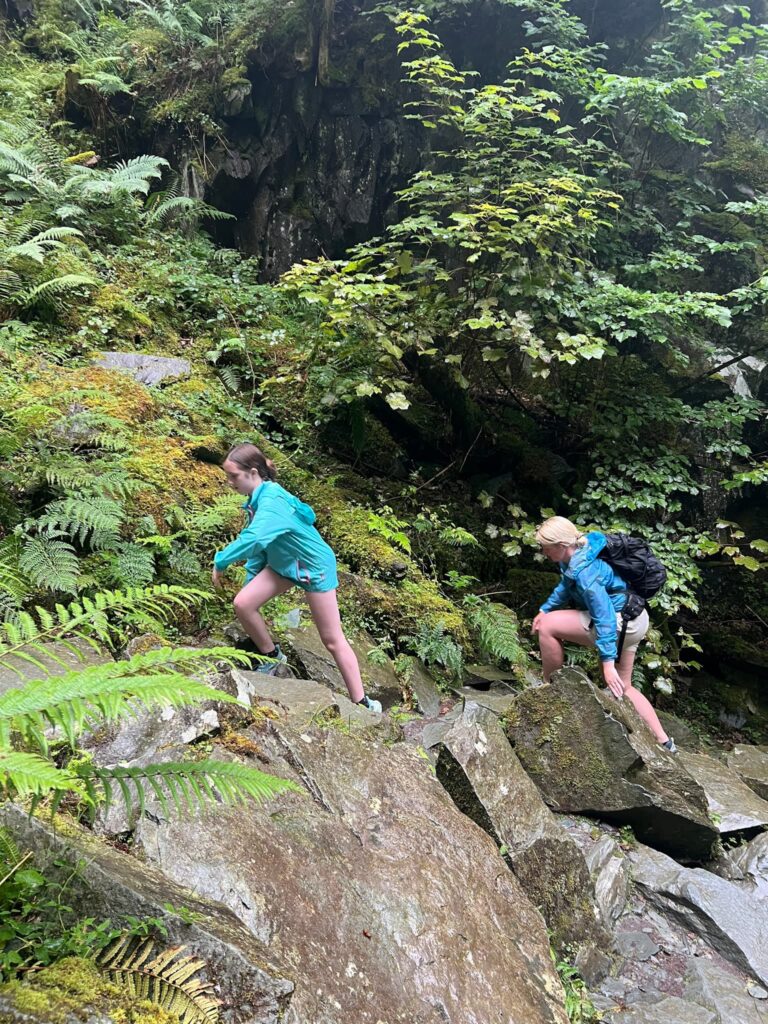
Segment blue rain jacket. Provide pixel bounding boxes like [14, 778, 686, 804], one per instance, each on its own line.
[539, 531, 628, 662]
[213, 481, 339, 592]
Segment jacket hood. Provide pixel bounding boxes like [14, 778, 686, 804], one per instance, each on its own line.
[565, 531, 607, 577]
[246, 481, 316, 526]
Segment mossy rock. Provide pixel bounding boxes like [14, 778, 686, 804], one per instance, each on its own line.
[0, 957, 181, 1024]
[503, 568, 560, 616]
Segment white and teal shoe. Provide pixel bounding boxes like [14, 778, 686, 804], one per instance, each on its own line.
[359, 695, 382, 714]
[255, 645, 288, 675]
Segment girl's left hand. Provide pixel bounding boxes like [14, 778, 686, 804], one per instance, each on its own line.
[212, 567, 223, 590]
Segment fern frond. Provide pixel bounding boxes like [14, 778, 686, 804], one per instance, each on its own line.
[464, 597, 526, 667]
[0, 750, 80, 799]
[81, 757, 300, 821]
[0, 646, 249, 750]
[39, 495, 125, 548]
[99, 935, 220, 1023]
[110, 543, 156, 587]
[0, 585, 209, 659]
[16, 273, 97, 307]
[19, 536, 81, 593]
[0, 825, 21, 870]
[143, 195, 233, 227]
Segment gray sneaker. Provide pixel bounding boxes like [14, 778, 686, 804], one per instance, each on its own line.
[661, 737, 677, 754]
[255, 645, 288, 675]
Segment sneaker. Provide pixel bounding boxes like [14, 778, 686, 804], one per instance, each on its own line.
[359, 695, 383, 714]
[255, 645, 288, 675]
[661, 737, 677, 754]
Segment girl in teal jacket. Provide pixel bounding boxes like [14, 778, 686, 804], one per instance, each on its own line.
[212, 443, 381, 712]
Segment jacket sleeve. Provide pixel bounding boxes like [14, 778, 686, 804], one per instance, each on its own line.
[213, 496, 292, 571]
[540, 576, 570, 613]
[574, 563, 617, 662]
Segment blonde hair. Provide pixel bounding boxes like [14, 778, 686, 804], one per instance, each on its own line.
[535, 516, 586, 548]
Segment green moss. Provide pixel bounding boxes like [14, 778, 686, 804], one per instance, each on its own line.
[0, 958, 181, 1023]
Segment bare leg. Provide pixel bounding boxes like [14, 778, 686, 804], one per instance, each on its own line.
[617, 649, 669, 744]
[537, 610, 593, 681]
[233, 567, 293, 653]
[305, 589, 365, 703]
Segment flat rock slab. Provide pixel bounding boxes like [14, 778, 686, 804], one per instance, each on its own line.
[679, 750, 768, 834]
[0, 804, 293, 1022]
[727, 745, 768, 801]
[134, 727, 569, 1024]
[94, 351, 191, 386]
[229, 669, 383, 730]
[464, 664, 518, 688]
[629, 842, 768, 987]
[506, 668, 717, 860]
[582, 833, 630, 928]
[436, 703, 607, 953]
[284, 621, 402, 706]
[456, 687, 518, 715]
[401, 656, 442, 717]
[613, 925, 660, 961]
[0, 638, 110, 696]
[713, 832, 768, 895]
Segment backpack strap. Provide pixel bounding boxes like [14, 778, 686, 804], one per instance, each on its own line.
[617, 612, 629, 661]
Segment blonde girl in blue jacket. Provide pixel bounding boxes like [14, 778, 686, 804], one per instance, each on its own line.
[212, 443, 382, 713]
[532, 516, 674, 752]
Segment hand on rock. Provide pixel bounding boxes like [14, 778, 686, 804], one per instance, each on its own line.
[602, 663, 625, 700]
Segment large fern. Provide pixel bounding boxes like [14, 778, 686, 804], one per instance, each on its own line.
[19, 536, 81, 593]
[0, 588, 300, 812]
[463, 596, 527, 667]
[38, 495, 125, 548]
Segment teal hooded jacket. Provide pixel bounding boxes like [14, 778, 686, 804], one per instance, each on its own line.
[213, 481, 339, 592]
[539, 531, 629, 662]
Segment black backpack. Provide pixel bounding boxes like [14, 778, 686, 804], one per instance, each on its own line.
[598, 533, 667, 602]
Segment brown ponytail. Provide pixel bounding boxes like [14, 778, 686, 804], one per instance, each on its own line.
[225, 443, 277, 481]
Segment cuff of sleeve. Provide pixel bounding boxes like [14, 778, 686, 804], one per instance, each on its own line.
[213, 553, 228, 571]
[599, 655, 614, 664]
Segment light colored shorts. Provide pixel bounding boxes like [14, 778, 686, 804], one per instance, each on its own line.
[578, 608, 649, 656]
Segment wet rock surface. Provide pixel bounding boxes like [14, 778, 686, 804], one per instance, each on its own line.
[506, 668, 717, 860]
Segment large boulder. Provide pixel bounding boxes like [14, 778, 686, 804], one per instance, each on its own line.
[727, 745, 768, 801]
[629, 841, 768, 987]
[0, 804, 293, 1022]
[506, 668, 718, 860]
[133, 722, 569, 1024]
[435, 702, 609, 953]
[678, 750, 768, 835]
[713, 831, 768, 897]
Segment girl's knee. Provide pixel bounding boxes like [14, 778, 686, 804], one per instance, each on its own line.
[233, 590, 258, 616]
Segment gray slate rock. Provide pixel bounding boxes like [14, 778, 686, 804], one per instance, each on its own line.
[684, 957, 768, 1024]
[506, 668, 717, 860]
[583, 834, 631, 927]
[436, 703, 609, 954]
[134, 726, 570, 1024]
[713, 832, 768, 895]
[283, 620, 401, 706]
[0, 804, 293, 1022]
[679, 750, 768, 835]
[94, 351, 191, 386]
[727, 745, 768, 801]
[629, 842, 768, 986]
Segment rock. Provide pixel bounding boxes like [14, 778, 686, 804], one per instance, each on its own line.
[582, 834, 631, 928]
[463, 664, 518, 690]
[456, 687, 518, 715]
[678, 750, 768, 835]
[629, 842, 768, 986]
[0, 804, 293, 1020]
[0, 638, 110, 697]
[608, 995, 717, 1024]
[94, 351, 191, 386]
[683, 957, 768, 1024]
[134, 727, 569, 1024]
[613, 925, 660, 961]
[506, 668, 717, 860]
[657, 711, 701, 752]
[283, 620, 402, 706]
[400, 655, 442, 717]
[713, 832, 768, 895]
[727, 745, 768, 801]
[227, 669, 385, 730]
[435, 703, 608, 953]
